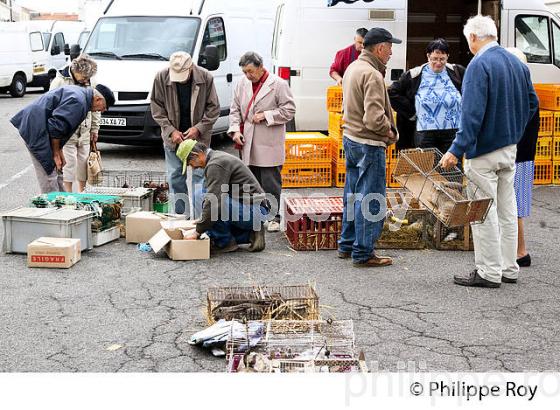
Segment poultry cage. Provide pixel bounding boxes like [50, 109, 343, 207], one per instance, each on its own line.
[206, 284, 320, 324]
[226, 319, 357, 373]
[392, 149, 493, 227]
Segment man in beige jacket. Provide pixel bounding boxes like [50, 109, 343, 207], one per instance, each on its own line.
[338, 27, 400, 268]
[150, 52, 220, 217]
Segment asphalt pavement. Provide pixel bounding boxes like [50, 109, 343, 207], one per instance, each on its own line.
[1, 91, 559, 372]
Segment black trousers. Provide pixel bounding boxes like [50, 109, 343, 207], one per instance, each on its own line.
[249, 165, 282, 220]
[414, 129, 458, 155]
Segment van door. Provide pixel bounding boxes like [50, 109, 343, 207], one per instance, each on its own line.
[50, 32, 67, 69]
[200, 15, 230, 133]
[508, 11, 560, 83]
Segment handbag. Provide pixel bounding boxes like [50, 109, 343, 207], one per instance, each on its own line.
[87, 141, 103, 184]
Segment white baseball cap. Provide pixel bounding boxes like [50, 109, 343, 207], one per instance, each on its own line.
[169, 51, 193, 82]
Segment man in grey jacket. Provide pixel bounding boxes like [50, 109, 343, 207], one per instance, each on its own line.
[338, 27, 400, 268]
[150, 51, 220, 217]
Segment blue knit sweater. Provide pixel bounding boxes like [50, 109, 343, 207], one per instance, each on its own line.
[448, 45, 539, 160]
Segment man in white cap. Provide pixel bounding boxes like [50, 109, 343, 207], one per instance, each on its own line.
[151, 51, 220, 217]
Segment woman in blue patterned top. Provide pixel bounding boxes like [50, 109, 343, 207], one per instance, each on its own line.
[389, 38, 465, 154]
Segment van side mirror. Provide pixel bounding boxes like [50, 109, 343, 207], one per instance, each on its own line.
[51, 45, 61, 56]
[64, 44, 70, 55]
[198, 45, 220, 71]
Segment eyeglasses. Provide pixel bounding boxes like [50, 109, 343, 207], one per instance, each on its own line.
[429, 56, 448, 63]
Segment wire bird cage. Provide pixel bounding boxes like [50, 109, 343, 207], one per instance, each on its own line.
[207, 285, 319, 324]
[268, 358, 368, 373]
[87, 169, 168, 189]
[392, 148, 493, 227]
[226, 320, 356, 372]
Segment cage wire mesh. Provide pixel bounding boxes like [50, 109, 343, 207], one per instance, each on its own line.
[393, 148, 493, 227]
[207, 285, 320, 324]
[268, 358, 367, 373]
[87, 169, 167, 189]
[226, 320, 356, 372]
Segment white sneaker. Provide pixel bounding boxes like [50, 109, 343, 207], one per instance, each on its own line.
[267, 220, 280, 232]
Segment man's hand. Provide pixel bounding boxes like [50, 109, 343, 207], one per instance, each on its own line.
[387, 129, 395, 141]
[232, 132, 244, 146]
[171, 130, 184, 145]
[183, 228, 199, 240]
[90, 132, 98, 143]
[53, 151, 66, 172]
[183, 127, 200, 140]
[252, 112, 266, 124]
[440, 152, 459, 169]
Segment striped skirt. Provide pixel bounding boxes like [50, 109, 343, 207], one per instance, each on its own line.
[514, 161, 534, 218]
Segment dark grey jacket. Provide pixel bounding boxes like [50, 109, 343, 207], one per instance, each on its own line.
[10, 85, 93, 174]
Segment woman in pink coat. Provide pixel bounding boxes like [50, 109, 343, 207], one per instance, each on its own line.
[228, 51, 296, 232]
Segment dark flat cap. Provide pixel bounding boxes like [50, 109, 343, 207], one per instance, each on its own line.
[95, 84, 115, 108]
[364, 27, 402, 47]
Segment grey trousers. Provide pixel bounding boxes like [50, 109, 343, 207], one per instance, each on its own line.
[249, 165, 282, 219]
[29, 151, 64, 194]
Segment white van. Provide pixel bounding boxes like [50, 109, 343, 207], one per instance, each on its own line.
[82, 0, 278, 145]
[272, 0, 560, 131]
[0, 22, 47, 98]
[25, 20, 88, 90]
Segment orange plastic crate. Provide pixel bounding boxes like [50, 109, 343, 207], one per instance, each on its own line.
[539, 110, 554, 137]
[386, 144, 398, 163]
[552, 137, 560, 161]
[326, 86, 343, 112]
[553, 162, 560, 185]
[285, 132, 332, 163]
[533, 161, 553, 185]
[534, 84, 560, 111]
[386, 161, 401, 188]
[333, 163, 346, 188]
[331, 136, 345, 162]
[535, 136, 553, 160]
[555, 112, 560, 137]
[281, 162, 332, 188]
[328, 111, 344, 131]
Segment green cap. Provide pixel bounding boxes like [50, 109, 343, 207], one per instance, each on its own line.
[176, 139, 197, 174]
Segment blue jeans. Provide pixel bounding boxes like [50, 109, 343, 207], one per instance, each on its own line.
[338, 137, 387, 263]
[205, 195, 267, 248]
[164, 145, 204, 218]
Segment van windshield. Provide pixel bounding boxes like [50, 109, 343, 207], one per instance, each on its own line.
[84, 16, 200, 60]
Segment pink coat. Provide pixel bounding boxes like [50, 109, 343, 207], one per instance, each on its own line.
[228, 73, 296, 167]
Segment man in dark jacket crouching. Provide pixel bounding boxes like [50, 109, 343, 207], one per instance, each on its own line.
[10, 84, 114, 193]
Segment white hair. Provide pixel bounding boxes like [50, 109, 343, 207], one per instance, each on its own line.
[506, 47, 528, 64]
[463, 15, 498, 41]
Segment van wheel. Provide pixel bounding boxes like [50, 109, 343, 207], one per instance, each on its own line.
[9, 74, 26, 98]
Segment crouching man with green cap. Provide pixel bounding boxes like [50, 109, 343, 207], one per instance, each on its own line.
[177, 140, 267, 253]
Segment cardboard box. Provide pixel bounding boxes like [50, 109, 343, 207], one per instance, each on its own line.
[149, 225, 210, 261]
[125, 211, 185, 243]
[27, 237, 81, 268]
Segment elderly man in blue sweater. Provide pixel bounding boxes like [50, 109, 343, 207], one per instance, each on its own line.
[11, 84, 114, 194]
[441, 15, 538, 288]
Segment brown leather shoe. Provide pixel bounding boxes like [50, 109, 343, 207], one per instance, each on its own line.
[337, 251, 351, 259]
[353, 255, 393, 267]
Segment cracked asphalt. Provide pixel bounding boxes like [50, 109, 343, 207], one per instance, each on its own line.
[1, 92, 560, 373]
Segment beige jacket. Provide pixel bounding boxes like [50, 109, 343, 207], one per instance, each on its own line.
[342, 49, 398, 145]
[228, 73, 296, 167]
[49, 68, 100, 146]
[150, 64, 220, 149]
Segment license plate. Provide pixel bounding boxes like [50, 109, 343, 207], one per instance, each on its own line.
[100, 117, 126, 127]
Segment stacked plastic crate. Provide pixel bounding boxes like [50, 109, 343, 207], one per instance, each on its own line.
[282, 132, 332, 188]
[386, 111, 400, 188]
[326, 86, 346, 188]
[534, 84, 560, 185]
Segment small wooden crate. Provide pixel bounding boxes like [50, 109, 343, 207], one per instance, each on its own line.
[428, 215, 474, 251]
[326, 86, 343, 112]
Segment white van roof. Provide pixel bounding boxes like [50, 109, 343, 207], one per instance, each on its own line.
[503, 0, 554, 11]
[105, 0, 203, 17]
